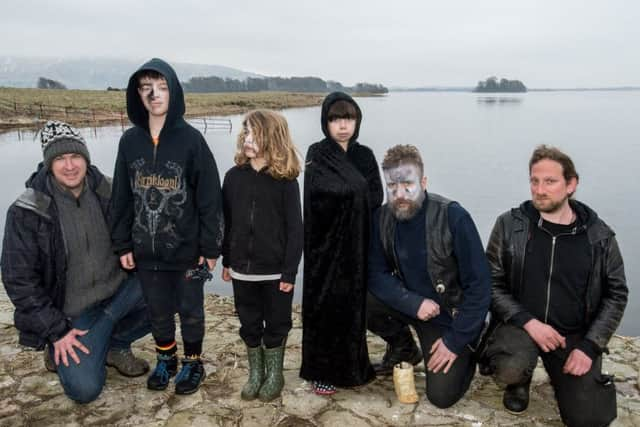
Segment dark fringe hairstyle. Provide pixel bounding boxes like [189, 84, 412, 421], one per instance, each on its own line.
[327, 100, 358, 121]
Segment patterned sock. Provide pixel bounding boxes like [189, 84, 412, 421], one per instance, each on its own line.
[184, 340, 203, 359]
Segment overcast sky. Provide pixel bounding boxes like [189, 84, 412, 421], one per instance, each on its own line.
[1, 0, 638, 88]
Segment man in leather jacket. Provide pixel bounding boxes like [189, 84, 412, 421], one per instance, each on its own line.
[480, 145, 627, 427]
[1, 121, 150, 403]
[367, 145, 490, 408]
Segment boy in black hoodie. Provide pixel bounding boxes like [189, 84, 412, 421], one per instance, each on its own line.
[110, 58, 224, 394]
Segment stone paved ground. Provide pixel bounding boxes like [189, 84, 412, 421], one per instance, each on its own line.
[0, 289, 638, 426]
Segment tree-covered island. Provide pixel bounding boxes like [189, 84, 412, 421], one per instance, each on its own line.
[474, 76, 527, 93]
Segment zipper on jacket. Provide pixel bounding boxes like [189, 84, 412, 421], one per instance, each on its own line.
[537, 219, 579, 323]
[544, 236, 557, 323]
[246, 198, 256, 272]
[150, 134, 157, 255]
[153, 143, 158, 168]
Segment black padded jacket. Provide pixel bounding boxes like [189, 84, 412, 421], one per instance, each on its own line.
[1, 165, 112, 349]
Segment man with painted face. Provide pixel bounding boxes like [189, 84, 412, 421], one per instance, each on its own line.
[479, 145, 627, 427]
[367, 144, 490, 408]
[110, 58, 224, 394]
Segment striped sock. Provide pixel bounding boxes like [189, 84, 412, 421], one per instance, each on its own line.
[156, 340, 177, 357]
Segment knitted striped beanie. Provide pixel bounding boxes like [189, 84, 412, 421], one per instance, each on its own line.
[40, 121, 91, 169]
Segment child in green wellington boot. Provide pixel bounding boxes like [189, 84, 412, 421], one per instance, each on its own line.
[221, 110, 303, 401]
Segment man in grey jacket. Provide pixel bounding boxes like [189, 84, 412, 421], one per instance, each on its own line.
[480, 145, 628, 427]
[1, 121, 150, 403]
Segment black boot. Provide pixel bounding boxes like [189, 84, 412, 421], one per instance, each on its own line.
[372, 331, 422, 375]
[503, 379, 531, 414]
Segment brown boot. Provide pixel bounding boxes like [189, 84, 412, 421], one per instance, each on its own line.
[106, 348, 150, 377]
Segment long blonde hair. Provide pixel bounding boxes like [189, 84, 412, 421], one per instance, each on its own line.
[234, 110, 302, 179]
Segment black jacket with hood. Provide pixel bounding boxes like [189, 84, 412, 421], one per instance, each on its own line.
[300, 92, 383, 386]
[485, 200, 628, 354]
[110, 58, 224, 271]
[1, 164, 112, 349]
[221, 164, 303, 283]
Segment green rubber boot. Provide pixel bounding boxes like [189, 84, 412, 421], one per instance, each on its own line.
[258, 345, 285, 402]
[241, 346, 265, 400]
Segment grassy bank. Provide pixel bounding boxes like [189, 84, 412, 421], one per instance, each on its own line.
[0, 87, 331, 130]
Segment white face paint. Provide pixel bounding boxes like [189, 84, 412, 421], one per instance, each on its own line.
[383, 164, 425, 221]
[243, 125, 260, 158]
[138, 76, 170, 118]
[384, 164, 423, 202]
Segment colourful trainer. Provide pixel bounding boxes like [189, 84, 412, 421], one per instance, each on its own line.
[147, 354, 178, 390]
[312, 380, 336, 395]
[175, 358, 206, 395]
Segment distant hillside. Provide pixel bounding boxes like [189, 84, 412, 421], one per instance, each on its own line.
[0, 56, 261, 90]
[183, 76, 388, 94]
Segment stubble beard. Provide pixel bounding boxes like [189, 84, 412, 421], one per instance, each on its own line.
[532, 195, 569, 214]
[391, 191, 426, 221]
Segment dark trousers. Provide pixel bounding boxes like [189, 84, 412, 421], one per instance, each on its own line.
[232, 279, 293, 348]
[483, 323, 617, 427]
[137, 269, 205, 354]
[367, 294, 476, 408]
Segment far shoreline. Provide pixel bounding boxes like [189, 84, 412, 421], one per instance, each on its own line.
[390, 86, 640, 93]
[0, 88, 385, 132]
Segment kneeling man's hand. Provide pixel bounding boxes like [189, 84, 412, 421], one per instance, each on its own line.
[563, 349, 592, 376]
[53, 328, 90, 367]
[427, 338, 457, 374]
[417, 299, 440, 321]
[523, 319, 566, 352]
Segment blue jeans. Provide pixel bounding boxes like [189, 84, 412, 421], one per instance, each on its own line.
[51, 275, 150, 403]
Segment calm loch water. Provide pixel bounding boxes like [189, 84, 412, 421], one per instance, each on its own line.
[1, 91, 638, 334]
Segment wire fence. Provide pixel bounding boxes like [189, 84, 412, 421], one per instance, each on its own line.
[0, 99, 232, 134]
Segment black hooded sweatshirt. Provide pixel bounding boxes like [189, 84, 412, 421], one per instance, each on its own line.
[110, 58, 223, 271]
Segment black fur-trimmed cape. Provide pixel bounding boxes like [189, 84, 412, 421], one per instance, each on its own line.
[300, 92, 382, 386]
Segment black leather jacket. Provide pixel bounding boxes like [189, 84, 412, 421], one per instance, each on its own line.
[486, 200, 628, 352]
